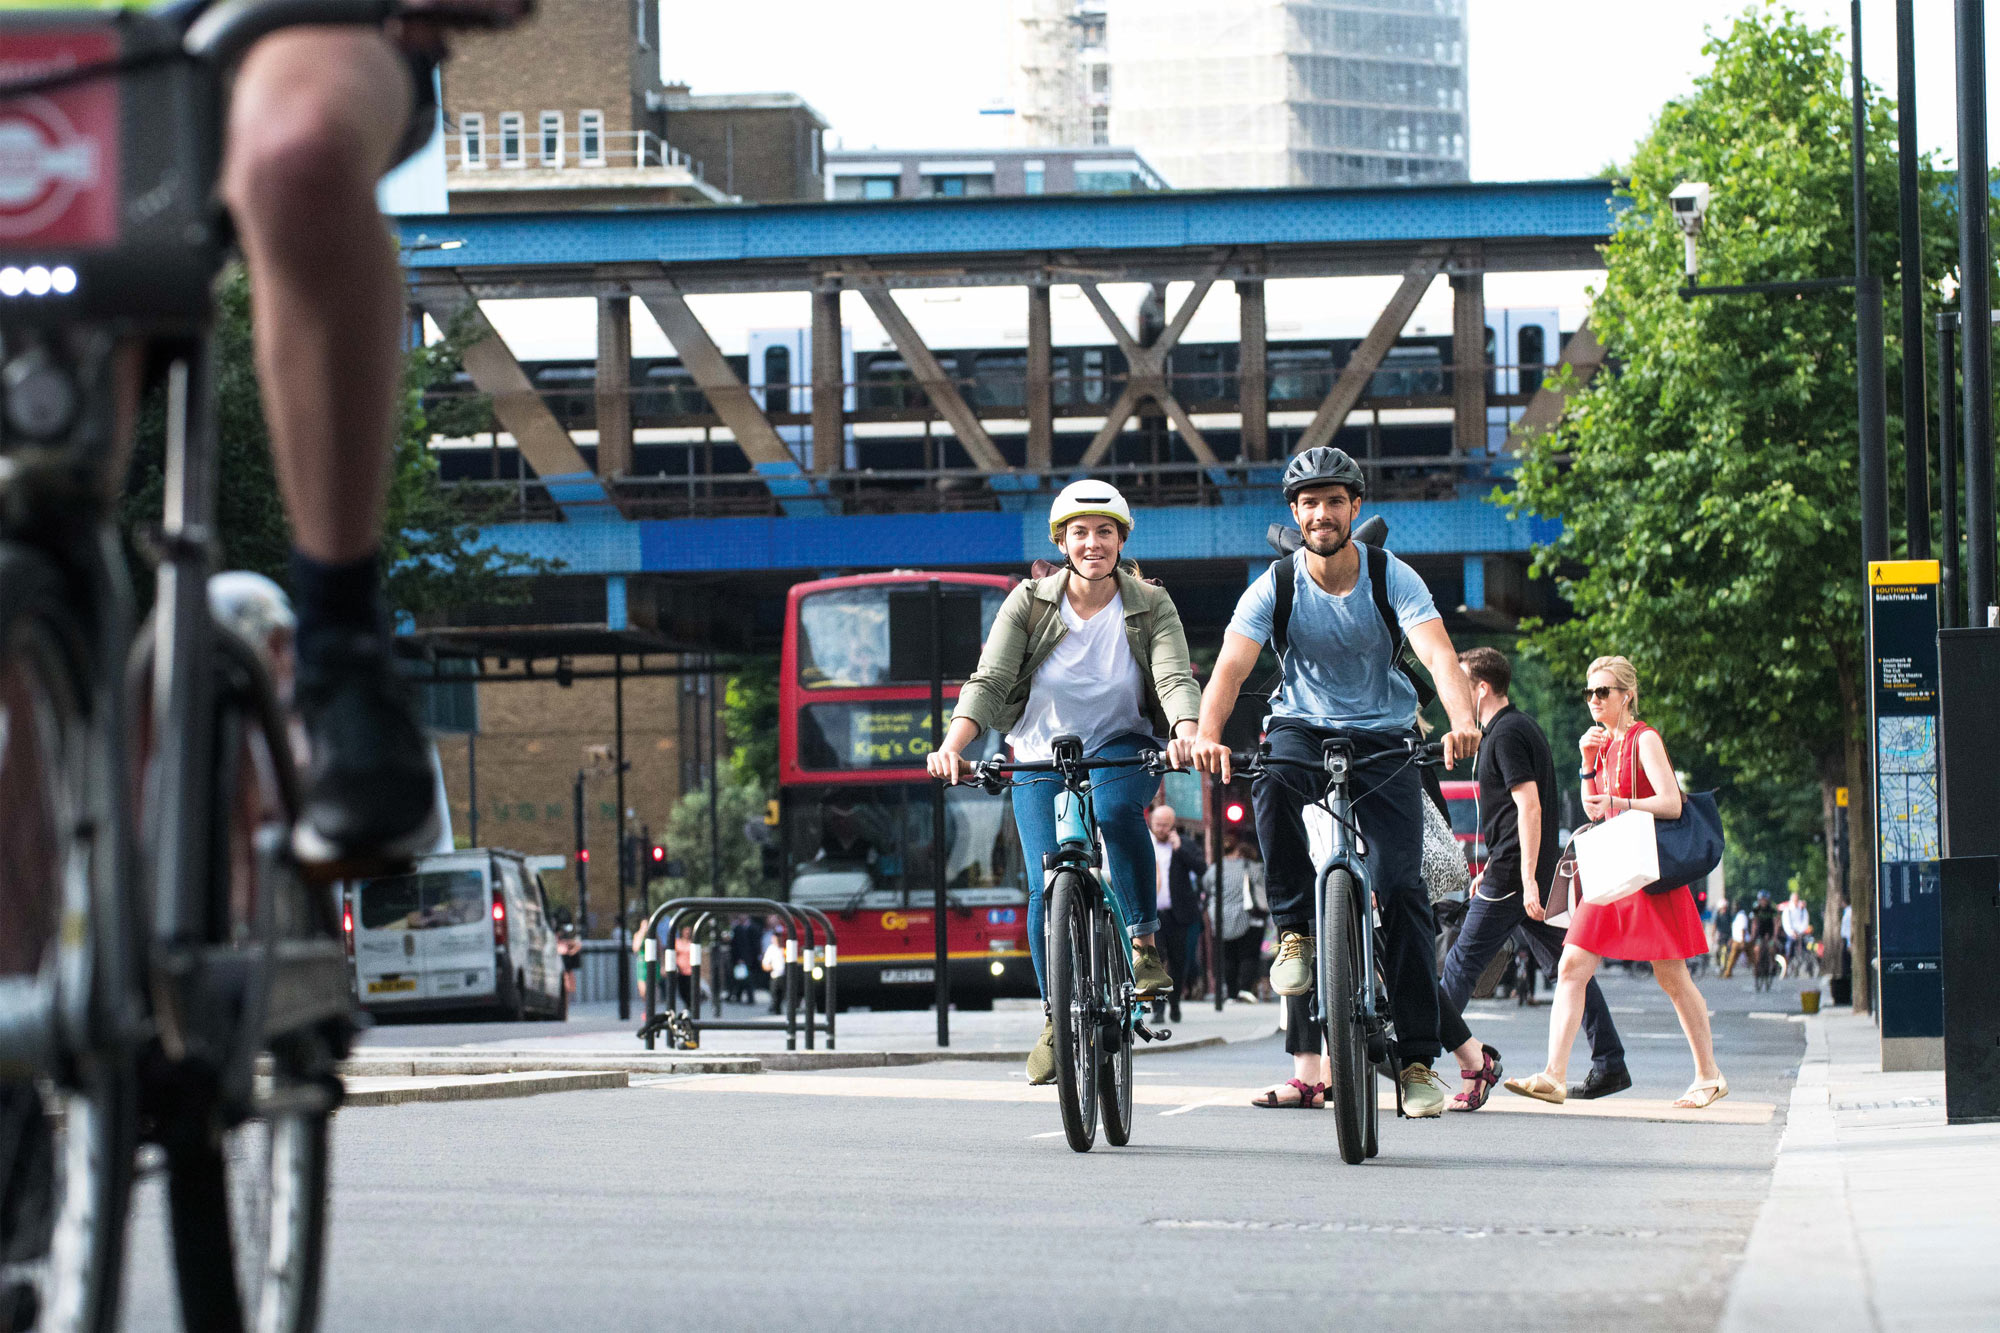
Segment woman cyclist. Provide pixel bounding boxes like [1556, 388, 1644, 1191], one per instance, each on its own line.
[928, 481, 1202, 1084]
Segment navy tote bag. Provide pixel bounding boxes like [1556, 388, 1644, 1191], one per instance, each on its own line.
[1645, 791, 1723, 895]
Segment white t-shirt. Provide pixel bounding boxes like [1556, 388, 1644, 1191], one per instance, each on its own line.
[1730, 911, 1749, 944]
[1006, 590, 1153, 762]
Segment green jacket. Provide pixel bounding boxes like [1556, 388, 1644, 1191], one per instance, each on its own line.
[952, 566, 1202, 742]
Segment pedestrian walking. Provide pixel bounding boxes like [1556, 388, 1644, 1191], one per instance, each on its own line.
[1722, 901, 1748, 977]
[1504, 656, 1728, 1110]
[1204, 829, 1269, 1001]
[927, 481, 1200, 1085]
[762, 922, 788, 1014]
[1438, 647, 1630, 1101]
[729, 918, 761, 1003]
[1150, 803, 1206, 1023]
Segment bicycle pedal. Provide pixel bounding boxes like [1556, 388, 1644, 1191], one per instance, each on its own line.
[1134, 1022, 1170, 1043]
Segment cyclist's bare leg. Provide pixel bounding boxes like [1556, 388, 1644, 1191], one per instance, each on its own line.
[222, 30, 413, 566]
[1540, 943, 1602, 1082]
[1651, 956, 1722, 1082]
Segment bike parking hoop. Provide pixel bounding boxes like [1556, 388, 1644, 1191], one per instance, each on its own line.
[634, 897, 837, 1053]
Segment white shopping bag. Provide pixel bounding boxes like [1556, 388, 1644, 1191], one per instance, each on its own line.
[1571, 809, 1659, 906]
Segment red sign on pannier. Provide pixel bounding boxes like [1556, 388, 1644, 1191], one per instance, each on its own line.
[0, 28, 119, 250]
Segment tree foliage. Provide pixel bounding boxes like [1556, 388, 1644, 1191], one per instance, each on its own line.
[722, 656, 780, 791]
[1508, 7, 1966, 982]
[660, 772, 771, 900]
[121, 266, 556, 616]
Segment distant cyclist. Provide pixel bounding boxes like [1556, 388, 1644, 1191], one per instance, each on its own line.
[62, 0, 528, 869]
[1189, 448, 1484, 1118]
[1750, 890, 1781, 974]
[928, 482, 1201, 1085]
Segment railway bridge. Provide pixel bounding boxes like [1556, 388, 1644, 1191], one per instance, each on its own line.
[396, 179, 1622, 656]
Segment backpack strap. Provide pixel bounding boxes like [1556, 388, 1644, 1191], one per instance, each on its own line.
[1271, 555, 1295, 665]
[1362, 543, 1438, 711]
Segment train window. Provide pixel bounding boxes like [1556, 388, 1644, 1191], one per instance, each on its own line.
[971, 352, 1026, 409]
[763, 345, 791, 415]
[1371, 345, 1442, 399]
[1517, 325, 1546, 396]
[1270, 347, 1334, 402]
[1484, 327, 1497, 396]
[1080, 349, 1106, 405]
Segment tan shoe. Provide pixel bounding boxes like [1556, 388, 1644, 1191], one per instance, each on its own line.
[1131, 944, 1173, 998]
[1503, 1071, 1567, 1104]
[1399, 1063, 1448, 1118]
[1026, 1020, 1057, 1085]
[1270, 930, 1314, 996]
[1673, 1075, 1729, 1109]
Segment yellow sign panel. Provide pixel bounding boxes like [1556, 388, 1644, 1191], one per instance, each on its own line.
[1868, 559, 1941, 587]
[1836, 787, 1849, 808]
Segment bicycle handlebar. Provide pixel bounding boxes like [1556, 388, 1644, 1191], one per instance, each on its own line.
[1227, 739, 1446, 776]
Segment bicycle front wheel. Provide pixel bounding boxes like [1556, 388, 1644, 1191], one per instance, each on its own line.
[1322, 869, 1370, 1166]
[0, 545, 135, 1333]
[1046, 870, 1099, 1153]
[162, 629, 340, 1333]
[1096, 909, 1133, 1148]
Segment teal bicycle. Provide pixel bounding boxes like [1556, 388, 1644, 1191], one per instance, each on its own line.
[969, 736, 1171, 1153]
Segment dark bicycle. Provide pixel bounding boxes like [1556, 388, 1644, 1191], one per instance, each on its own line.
[1230, 733, 1445, 1165]
[0, 5, 513, 1331]
[1752, 935, 1780, 992]
[965, 736, 1172, 1153]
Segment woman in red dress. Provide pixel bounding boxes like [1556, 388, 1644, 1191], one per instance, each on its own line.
[1504, 656, 1727, 1109]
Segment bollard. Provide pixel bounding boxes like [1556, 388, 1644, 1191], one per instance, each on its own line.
[823, 942, 839, 1049]
[642, 936, 659, 1050]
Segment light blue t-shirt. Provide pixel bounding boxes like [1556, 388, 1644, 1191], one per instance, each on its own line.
[1227, 547, 1440, 732]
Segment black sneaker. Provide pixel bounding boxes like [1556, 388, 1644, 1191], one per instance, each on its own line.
[1569, 1065, 1633, 1100]
[291, 630, 440, 873]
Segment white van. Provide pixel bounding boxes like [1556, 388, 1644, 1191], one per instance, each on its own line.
[347, 849, 567, 1021]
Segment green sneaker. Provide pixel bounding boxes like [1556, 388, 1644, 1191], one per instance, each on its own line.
[1131, 944, 1174, 998]
[1026, 1020, 1057, 1085]
[1270, 930, 1314, 995]
[1399, 1062, 1448, 1118]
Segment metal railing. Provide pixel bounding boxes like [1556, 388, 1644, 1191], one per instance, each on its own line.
[445, 128, 701, 175]
[634, 898, 837, 1052]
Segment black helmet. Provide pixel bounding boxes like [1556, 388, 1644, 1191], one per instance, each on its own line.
[1282, 446, 1366, 501]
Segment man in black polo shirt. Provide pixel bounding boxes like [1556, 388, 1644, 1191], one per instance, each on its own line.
[1440, 648, 1629, 1099]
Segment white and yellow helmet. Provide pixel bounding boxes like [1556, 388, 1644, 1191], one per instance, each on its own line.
[1048, 480, 1134, 543]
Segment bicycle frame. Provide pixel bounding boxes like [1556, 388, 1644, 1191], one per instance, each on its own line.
[1307, 741, 1384, 1034]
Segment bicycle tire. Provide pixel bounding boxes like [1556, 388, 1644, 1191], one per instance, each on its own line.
[163, 631, 337, 1333]
[1096, 909, 1133, 1148]
[1322, 869, 1368, 1166]
[0, 545, 136, 1333]
[1046, 869, 1098, 1153]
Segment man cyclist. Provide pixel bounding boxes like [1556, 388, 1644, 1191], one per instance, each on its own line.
[54, 0, 528, 868]
[1749, 889, 1782, 976]
[1190, 448, 1481, 1117]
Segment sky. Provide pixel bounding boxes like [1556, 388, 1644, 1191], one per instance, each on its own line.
[658, 0, 2000, 180]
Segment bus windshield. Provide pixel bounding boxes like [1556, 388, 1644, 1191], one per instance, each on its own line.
[785, 782, 1023, 910]
[796, 584, 1007, 689]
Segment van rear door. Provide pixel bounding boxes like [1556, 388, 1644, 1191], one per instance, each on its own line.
[353, 862, 495, 1004]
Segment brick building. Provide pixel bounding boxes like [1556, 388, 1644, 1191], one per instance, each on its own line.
[432, 659, 727, 930]
[438, 0, 827, 209]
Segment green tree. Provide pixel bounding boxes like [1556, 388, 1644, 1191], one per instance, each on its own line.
[660, 772, 771, 899]
[722, 656, 780, 791]
[121, 266, 555, 615]
[1509, 7, 1961, 1006]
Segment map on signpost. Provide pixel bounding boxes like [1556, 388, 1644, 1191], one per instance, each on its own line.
[1876, 716, 1940, 864]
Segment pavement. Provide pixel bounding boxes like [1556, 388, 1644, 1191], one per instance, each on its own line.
[1721, 1005, 2000, 1333]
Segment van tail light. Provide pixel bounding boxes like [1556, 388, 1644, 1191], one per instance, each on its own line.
[342, 906, 354, 959]
[491, 897, 508, 947]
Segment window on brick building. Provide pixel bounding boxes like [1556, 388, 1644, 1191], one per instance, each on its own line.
[539, 111, 563, 167]
[498, 112, 523, 167]
[459, 112, 484, 169]
[579, 110, 605, 165]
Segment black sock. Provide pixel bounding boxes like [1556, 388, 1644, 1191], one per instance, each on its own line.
[289, 549, 386, 657]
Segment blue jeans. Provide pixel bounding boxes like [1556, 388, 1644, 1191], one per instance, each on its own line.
[1009, 732, 1162, 1000]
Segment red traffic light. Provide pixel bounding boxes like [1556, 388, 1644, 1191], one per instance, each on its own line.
[577, 849, 589, 863]
[651, 845, 665, 862]
[1224, 802, 1247, 823]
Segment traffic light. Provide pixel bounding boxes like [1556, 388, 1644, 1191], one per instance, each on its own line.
[619, 833, 640, 886]
[577, 848, 589, 864]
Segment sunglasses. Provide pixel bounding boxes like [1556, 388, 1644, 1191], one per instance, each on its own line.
[1581, 686, 1621, 702]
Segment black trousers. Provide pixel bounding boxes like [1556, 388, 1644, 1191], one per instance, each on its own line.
[1223, 931, 1263, 997]
[1254, 719, 1441, 1065]
[1440, 891, 1626, 1073]
[1159, 921, 1197, 1001]
[1284, 984, 1471, 1057]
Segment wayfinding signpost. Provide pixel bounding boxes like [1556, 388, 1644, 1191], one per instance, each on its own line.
[1868, 560, 1944, 1069]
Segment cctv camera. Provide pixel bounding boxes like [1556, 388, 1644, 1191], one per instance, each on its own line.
[1668, 181, 1710, 236]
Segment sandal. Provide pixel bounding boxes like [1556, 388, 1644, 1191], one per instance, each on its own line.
[1252, 1078, 1326, 1109]
[1449, 1044, 1503, 1112]
[1673, 1075, 1729, 1110]
[1503, 1070, 1566, 1105]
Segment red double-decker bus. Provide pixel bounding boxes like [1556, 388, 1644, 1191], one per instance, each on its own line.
[777, 572, 1036, 1009]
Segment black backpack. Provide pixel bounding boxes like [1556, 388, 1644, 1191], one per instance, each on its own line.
[1267, 543, 1437, 711]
